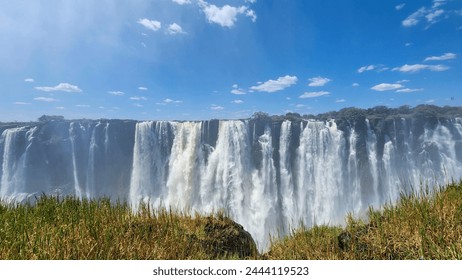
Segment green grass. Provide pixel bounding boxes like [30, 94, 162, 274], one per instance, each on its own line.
[266, 181, 462, 260]
[1, 181, 462, 259]
[0, 196, 256, 259]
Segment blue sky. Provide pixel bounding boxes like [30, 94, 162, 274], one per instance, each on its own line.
[1, 0, 461, 121]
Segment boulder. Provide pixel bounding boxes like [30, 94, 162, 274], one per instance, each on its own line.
[200, 215, 258, 259]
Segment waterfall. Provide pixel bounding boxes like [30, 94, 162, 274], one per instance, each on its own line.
[0, 127, 37, 201]
[70, 122, 84, 199]
[1, 127, 26, 198]
[130, 121, 172, 209]
[1, 116, 462, 249]
[279, 121, 296, 231]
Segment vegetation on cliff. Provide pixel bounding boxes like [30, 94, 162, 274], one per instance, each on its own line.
[1, 105, 461, 128]
[251, 104, 462, 123]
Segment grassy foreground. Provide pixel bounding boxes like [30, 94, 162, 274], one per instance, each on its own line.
[1, 181, 462, 259]
[267, 181, 462, 260]
[0, 198, 256, 259]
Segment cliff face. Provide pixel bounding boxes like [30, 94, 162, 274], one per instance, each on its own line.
[1, 110, 462, 248]
[0, 120, 136, 200]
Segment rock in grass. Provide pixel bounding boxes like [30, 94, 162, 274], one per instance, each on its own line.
[337, 227, 369, 254]
[200, 216, 257, 259]
[338, 231, 352, 251]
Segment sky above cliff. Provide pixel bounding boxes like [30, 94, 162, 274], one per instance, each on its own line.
[1, 0, 461, 121]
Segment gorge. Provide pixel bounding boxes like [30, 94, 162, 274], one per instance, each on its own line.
[1, 105, 462, 249]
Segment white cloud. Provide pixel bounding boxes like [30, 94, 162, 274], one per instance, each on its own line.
[172, 0, 191, 4]
[164, 98, 183, 104]
[231, 84, 246, 95]
[396, 3, 406, 11]
[357, 64, 388, 73]
[358, 65, 376, 73]
[246, 10, 257, 22]
[24, 78, 34, 83]
[232, 100, 244, 104]
[156, 98, 183, 106]
[405, 42, 413, 47]
[167, 23, 186, 35]
[360, 65, 386, 73]
[130, 96, 148, 101]
[426, 9, 444, 23]
[211, 104, 224, 110]
[13, 102, 31, 105]
[432, 0, 446, 9]
[402, 2, 448, 28]
[138, 86, 148, 91]
[35, 83, 82, 93]
[396, 79, 410, 83]
[76, 104, 90, 108]
[108, 91, 125, 96]
[402, 7, 427, 27]
[352, 83, 360, 87]
[56, 107, 65, 110]
[402, 17, 419, 27]
[138, 18, 161, 31]
[34, 97, 59, 102]
[424, 52, 457, 61]
[371, 83, 403, 91]
[426, 99, 435, 103]
[133, 103, 143, 107]
[396, 88, 424, 93]
[392, 64, 449, 73]
[299, 91, 330, 98]
[231, 88, 246, 95]
[250, 75, 298, 93]
[335, 99, 346, 103]
[308, 76, 332, 87]
[199, 1, 252, 28]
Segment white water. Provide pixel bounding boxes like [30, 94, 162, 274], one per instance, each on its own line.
[1, 127, 26, 198]
[127, 118, 462, 249]
[1, 117, 462, 249]
[70, 122, 84, 199]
